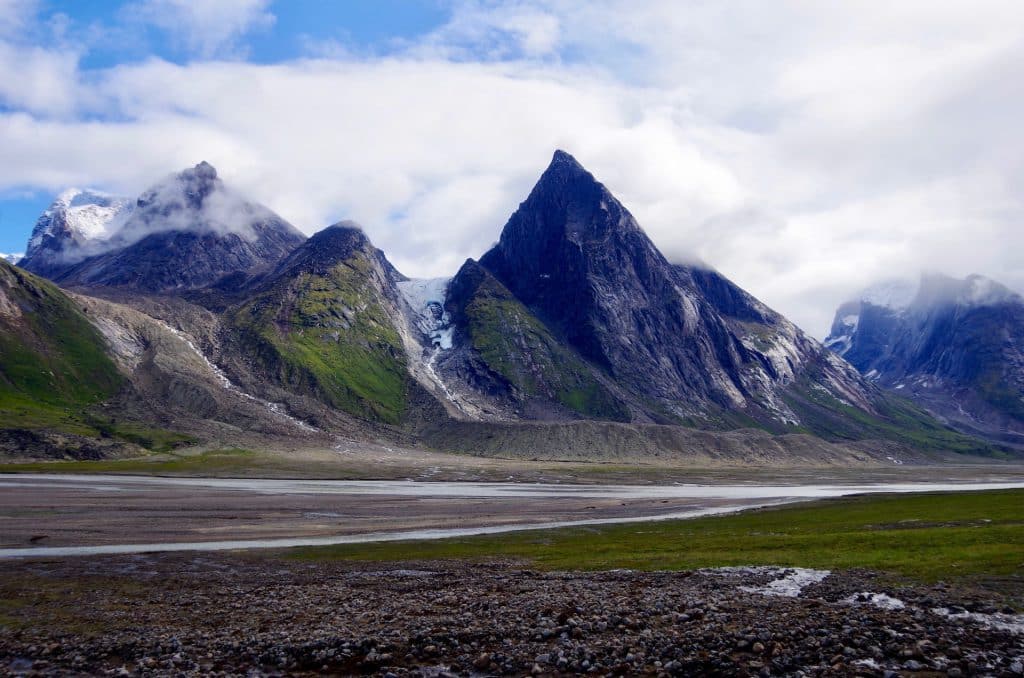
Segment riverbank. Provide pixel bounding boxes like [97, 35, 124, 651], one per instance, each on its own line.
[1, 475, 1022, 558]
[1, 489, 1023, 675]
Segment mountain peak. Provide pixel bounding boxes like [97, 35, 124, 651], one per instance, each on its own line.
[269, 221, 376, 281]
[187, 161, 218, 180]
[535, 148, 596, 189]
[548, 148, 585, 170]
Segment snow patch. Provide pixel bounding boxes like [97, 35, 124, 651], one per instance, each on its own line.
[931, 607, 1024, 635]
[741, 568, 831, 597]
[844, 592, 906, 610]
[707, 566, 831, 597]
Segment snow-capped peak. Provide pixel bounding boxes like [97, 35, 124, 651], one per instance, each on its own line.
[26, 188, 133, 253]
[0, 253, 23, 265]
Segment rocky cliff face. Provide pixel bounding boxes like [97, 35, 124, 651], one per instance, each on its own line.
[24, 163, 305, 293]
[452, 150, 875, 431]
[825, 274, 1024, 445]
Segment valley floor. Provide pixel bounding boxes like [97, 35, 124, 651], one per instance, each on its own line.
[1, 490, 1023, 676]
[1, 440, 1023, 484]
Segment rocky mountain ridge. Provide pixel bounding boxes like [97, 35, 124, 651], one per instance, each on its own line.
[826, 273, 1024, 446]
[2, 153, 1006, 461]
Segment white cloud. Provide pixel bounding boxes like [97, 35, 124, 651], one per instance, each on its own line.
[0, 0, 36, 37]
[128, 0, 274, 58]
[0, 41, 80, 115]
[2, 1, 1024, 339]
[411, 0, 562, 60]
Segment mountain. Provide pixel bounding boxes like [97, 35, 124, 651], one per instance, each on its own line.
[19, 188, 133, 277]
[0, 258, 123, 420]
[377, 150, 986, 456]
[0, 258, 128, 456]
[223, 223, 414, 425]
[434, 151, 858, 427]
[825, 273, 1024, 445]
[22, 163, 306, 293]
[7, 152, 997, 462]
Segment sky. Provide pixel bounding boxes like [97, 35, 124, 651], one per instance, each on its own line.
[1, 0, 1023, 338]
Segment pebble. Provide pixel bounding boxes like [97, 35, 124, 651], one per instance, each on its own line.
[0, 555, 1020, 676]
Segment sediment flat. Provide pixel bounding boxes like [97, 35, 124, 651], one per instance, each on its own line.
[1, 474, 1022, 557]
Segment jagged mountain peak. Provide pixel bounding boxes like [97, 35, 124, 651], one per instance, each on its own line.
[455, 151, 882, 429]
[509, 149, 642, 243]
[542, 149, 589, 180]
[21, 162, 305, 293]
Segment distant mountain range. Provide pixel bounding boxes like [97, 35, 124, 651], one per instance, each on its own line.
[826, 274, 1024, 447]
[1, 152, 1008, 462]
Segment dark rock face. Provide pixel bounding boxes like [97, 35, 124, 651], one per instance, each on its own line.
[826, 274, 1024, 444]
[27, 163, 306, 294]
[467, 150, 874, 427]
[264, 221, 402, 287]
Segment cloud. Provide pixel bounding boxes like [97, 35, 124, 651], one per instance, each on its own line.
[127, 0, 275, 58]
[410, 0, 562, 60]
[0, 0, 37, 37]
[1, 1, 1024, 339]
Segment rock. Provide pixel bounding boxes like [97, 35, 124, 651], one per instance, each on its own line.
[473, 652, 492, 669]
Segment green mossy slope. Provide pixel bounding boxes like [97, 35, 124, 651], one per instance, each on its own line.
[229, 228, 409, 424]
[0, 260, 124, 431]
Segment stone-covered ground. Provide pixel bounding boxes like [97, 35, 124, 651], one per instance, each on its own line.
[1, 554, 1022, 676]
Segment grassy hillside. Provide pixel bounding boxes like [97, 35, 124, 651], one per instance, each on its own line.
[229, 249, 410, 424]
[0, 261, 193, 453]
[455, 264, 629, 421]
[0, 260, 123, 432]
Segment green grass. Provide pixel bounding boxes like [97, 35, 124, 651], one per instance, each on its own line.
[290, 489, 1024, 588]
[463, 272, 628, 421]
[230, 255, 409, 424]
[0, 261, 124, 429]
[0, 263, 192, 451]
[0, 447, 255, 474]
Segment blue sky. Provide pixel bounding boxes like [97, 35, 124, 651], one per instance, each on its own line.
[1, 0, 1022, 337]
